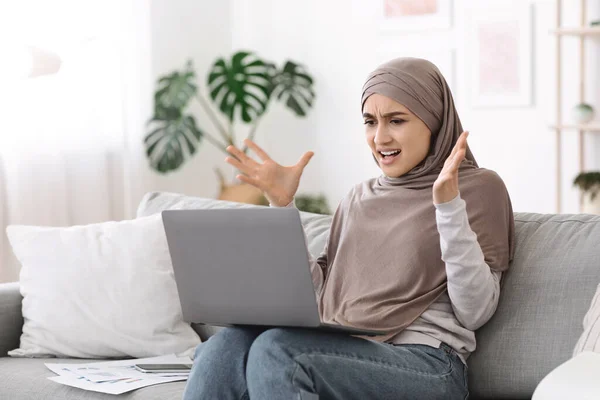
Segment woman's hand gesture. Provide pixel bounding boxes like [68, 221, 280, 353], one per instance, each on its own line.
[225, 139, 314, 207]
[433, 131, 469, 205]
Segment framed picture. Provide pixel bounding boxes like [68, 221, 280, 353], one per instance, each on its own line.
[467, 3, 533, 107]
[380, 0, 453, 31]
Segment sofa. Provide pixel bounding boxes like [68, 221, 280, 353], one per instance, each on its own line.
[1, 191, 599, 399]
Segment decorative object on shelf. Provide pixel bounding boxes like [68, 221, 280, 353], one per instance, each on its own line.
[571, 103, 595, 124]
[144, 51, 315, 205]
[573, 172, 600, 214]
[294, 194, 332, 215]
[380, 0, 452, 31]
[467, 2, 533, 107]
[591, 20, 600, 27]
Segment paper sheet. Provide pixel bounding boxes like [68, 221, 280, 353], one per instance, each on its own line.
[45, 354, 192, 395]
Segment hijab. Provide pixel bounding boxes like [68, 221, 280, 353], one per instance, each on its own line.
[317, 58, 515, 341]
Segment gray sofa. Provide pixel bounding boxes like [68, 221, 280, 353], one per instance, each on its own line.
[1, 192, 599, 399]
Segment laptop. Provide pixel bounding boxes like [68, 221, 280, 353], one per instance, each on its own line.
[162, 207, 391, 337]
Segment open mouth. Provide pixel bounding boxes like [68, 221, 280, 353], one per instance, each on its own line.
[378, 150, 401, 165]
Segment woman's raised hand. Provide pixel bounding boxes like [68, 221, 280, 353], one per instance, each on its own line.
[225, 139, 314, 207]
[433, 131, 469, 205]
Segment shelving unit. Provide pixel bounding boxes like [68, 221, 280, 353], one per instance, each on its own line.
[550, 123, 600, 132]
[552, 26, 600, 36]
[552, 0, 600, 213]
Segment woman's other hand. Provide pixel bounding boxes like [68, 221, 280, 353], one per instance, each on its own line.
[225, 139, 314, 207]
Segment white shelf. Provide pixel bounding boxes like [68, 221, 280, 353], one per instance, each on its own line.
[550, 1, 598, 213]
[551, 123, 600, 132]
[551, 26, 600, 36]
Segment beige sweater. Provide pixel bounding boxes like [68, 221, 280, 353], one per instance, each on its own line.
[274, 194, 501, 364]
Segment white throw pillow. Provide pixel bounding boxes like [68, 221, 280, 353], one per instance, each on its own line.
[573, 283, 600, 356]
[6, 214, 200, 358]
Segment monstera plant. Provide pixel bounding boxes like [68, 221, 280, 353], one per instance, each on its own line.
[144, 51, 315, 204]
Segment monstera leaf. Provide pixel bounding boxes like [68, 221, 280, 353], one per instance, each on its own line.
[271, 61, 315, 117]
[207, 51, 273, 123]
[144, 107, 204, 173]
[154, 61, 197, 112]
[145, 51, 316, 175]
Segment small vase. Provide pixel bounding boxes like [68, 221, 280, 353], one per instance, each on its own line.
[572, 103, 595, 124]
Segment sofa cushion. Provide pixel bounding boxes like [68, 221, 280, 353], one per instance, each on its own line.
[0, 357, 186, 400]
[468, 212, 600, 399]
[6, 215, 200, 358]
[573, 282, 600, 355]
[532, 352, 600, 400]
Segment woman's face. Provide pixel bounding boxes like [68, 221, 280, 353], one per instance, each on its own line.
[363, 94, 432, 178]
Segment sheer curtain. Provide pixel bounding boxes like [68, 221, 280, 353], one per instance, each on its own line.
[0, 0, 153, 282]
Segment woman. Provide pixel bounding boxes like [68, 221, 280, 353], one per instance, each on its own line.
[182, 57, 514, 400]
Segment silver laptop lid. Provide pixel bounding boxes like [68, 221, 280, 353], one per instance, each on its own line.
[162, 207, 321, 328]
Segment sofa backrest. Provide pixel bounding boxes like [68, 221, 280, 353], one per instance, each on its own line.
[468, 212, 600, 399]
[138, 193, 600, 399]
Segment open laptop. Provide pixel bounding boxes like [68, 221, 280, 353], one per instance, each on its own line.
[162, 207, 391, 337]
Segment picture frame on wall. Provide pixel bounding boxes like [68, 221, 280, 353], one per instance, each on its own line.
[380, 0, 453, 31]
[467, 3, 533, 108]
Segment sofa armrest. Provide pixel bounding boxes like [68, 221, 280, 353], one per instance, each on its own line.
[532, 352, 600, 400]
[0, 282, 23, 356]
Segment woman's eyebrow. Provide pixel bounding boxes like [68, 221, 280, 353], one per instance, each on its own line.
[362, 111, 408, 118]
[382, 111, 408, 117]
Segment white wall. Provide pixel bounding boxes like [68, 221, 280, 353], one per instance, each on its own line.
[228, 0, 600, 214]
[138, 0, 235, 205]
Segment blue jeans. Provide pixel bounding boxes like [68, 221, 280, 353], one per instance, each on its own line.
[182, 326, 468, 400]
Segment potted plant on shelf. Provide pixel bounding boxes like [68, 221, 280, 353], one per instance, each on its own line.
[144, 50, 316, 206]
[571, 103, 595, 125]
[573, 172, 600, 214]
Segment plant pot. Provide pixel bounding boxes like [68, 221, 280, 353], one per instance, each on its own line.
[572, 103, 595, 124]
[218, 182, 269, 206]
[215, 168, 268, 205]
[582, 188, 600, 215]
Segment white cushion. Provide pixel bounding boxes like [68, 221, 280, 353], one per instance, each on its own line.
[532, 352, 600, 400]
[573, 283, 600, 355]
[6, 214, 200, 358]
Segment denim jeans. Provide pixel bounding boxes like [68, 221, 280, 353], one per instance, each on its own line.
[182, 326, 468, 400]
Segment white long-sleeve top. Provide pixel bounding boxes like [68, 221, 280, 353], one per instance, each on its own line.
[272, 193, 500, 364]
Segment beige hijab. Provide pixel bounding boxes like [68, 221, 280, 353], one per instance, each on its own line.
[317, 58, 515, 342]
